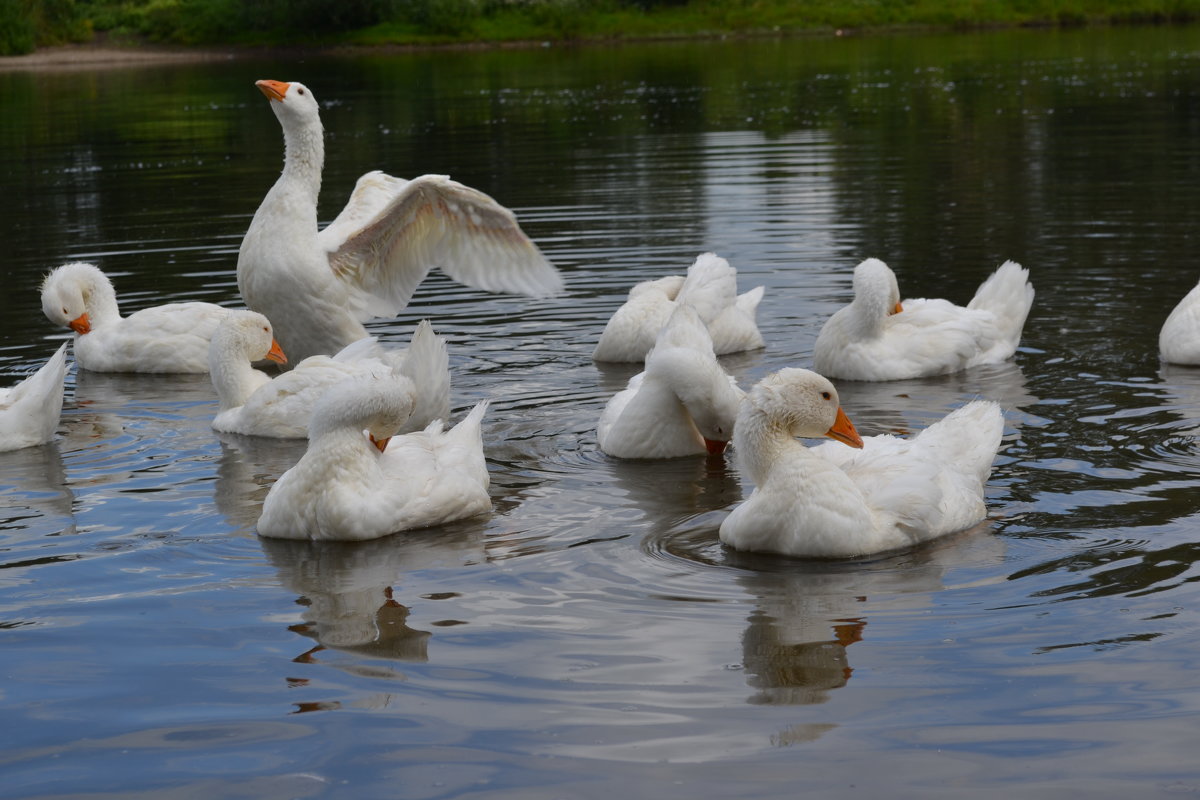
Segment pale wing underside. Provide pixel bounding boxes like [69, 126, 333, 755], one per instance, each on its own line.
[320, 173, 563, 322]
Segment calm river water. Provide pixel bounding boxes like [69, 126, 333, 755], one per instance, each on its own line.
[3, 25, 1200, 798]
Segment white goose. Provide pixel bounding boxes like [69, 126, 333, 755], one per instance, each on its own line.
[209, 310, 450, 439]
[238, 79, 563, 364]
[592, 252, 765, 362]
[40, 262, 230, 373]
[0, 343, 69, 452]
[598, 305, 744, 459]
[1160, 279, 1200, 364]
[812, 258, 1034, 381]
[719, 368, 1003, 559]
[257, 375, 491, 542]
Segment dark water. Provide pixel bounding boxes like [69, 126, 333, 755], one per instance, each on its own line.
[3, 26, 1200, 798]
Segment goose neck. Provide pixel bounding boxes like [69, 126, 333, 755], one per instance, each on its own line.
[733, 407, 806, 486]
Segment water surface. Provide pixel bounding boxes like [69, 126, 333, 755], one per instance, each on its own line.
[3, 26, 1200, 798]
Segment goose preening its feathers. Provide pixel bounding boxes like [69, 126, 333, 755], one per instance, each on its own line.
[40, 262, 230, 374]
[598, 305, 744, 459]
[0, 343, 69, 452]
[812, 258, 1034, 381]
[238, 79, 563, 364]
[719, 368, 1003, 558]
[593, 252, 765, 362]
[209, 310, 450, 439]
[257, 375, 491, 542]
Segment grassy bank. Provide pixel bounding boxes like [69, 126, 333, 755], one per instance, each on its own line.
[4, 0, 1200, 55]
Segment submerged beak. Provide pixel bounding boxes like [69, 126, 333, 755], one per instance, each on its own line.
[369, 434, 391, 453]
[256, 79, 289, 102]
[825, 407, 864, 449]
[704, 437, 728, 455]
[892, 301, 904, 315]
[265, 339, 288, 365]
[68, 312, 90, 335]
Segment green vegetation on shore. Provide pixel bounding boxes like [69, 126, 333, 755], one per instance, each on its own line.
[4, 0, 1200, 55]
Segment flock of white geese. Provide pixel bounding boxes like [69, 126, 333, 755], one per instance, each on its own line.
[6, 78, 1200, 558]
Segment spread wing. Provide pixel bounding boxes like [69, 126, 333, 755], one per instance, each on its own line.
[318, 172, 563, 322]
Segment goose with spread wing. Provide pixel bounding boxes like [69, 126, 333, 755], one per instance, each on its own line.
[238, 79, 563, 364]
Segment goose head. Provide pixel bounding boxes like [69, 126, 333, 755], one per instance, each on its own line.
[41, 261, 110, 334]
[743, 368, 862, 448]
[308, 375, 418, 453]
[211, 310, 288, 367]
[852, 258, 905, 321]
[256, 79, 322, 132]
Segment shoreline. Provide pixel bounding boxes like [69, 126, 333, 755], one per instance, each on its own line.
[0, 17, 1188, 71]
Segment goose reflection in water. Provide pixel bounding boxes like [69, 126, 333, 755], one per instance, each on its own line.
[729, 523, 1007, 717]
[213, 433, 308, 533]
[0, 442, 75, 538]
[258, 524, 487, 668]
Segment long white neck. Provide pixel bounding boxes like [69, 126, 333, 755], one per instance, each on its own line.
[733, 403, 807, 487]
[79, 270, 123, 329]
[284, 114, 324, 202]
[845, 291, 890, 340]
[209, 340, 268, 412]
[257, 112, 324, 230]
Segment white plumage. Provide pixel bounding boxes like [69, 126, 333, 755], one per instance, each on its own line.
[209, 310, 450, 439]
[257, 375, 491, 542]
[813, 258, 1034, 381]
[719, 368, 1004, 558]
[237, 79, 563, 364]
[40, 262, 230, 374]
[598, 305, 744, 459]
[592, 252, 764, 362]
[0, 343, 69, 452]
[1160, 278, 1200, 364]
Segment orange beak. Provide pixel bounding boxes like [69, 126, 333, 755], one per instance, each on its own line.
[892, 301, 904, 315]
[825, 407, 864, 449]
[704, 437, 728, 455]
[265, 339, 288, 365]
[256, 79, 289, 102]
[369, 434, 390, 453]
[68, 313, 90, 335]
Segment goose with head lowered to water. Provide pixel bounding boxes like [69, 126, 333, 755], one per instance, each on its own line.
[40, 262, 230, 374]
[257, 374, 491, 542]
[0, 343, 69, 452]
[597, 305, 744, 459]
[238, 79, 564, 364]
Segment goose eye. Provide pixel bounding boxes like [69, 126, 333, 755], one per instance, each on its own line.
[62, 307, 68, 314]
[297, 88, 305, 95]
[821, 391, 831, 400]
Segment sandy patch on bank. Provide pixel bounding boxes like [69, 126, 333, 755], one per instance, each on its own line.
[0, 43, 244, 72]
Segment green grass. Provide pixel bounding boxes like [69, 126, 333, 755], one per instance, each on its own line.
[5, 0, 1200, 54]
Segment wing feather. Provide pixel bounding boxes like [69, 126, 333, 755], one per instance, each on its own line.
[322, 173, 562, 322]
